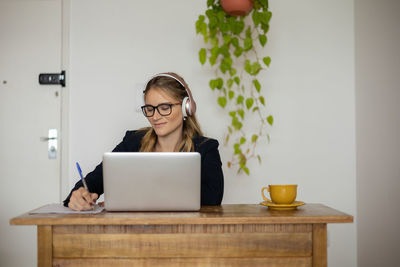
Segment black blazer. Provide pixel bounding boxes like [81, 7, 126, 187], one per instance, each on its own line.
[63, 130, 224, 206]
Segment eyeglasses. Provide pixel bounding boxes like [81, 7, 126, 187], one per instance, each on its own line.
[141, 103, 181, 117]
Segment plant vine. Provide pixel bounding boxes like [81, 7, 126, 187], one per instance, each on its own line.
[196, 0, 273, 175]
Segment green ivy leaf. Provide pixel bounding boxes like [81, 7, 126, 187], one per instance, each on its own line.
[218, 97, 227, 108]
[216, 77, 223, 89]
[210, 37, 219, 47]
[223, 34, 231, 45]
[201, 23, 208, 42]
[253, 79, 261, 92]
[219, 56, 232, 74]
[238, 109, 244, 119]
[231, 37, 239, 48]
[244, 60, 251, 74]
[229, 68, 237, 76]
[210, 47, 219, 65]
[217, 10, 225, 22]
[267, 115, 274, 125]
[236, 121, 243, 130]
[198, 14, 205, 22]
[220, 22, 230, 33]
[239, 153, 246, 166]
[232, 117, 243, 130]
[251, 62, 262, 75]
[223, 56, 233, 67]
[246, 98, 254, 109]
[209, 79, 216, 90]
[261, 23, 269, 34]
[263, 56, 271, 67]
[227, 16, 236, 25]
[252, 106, 259, 112]
[259, 34, 267, 47]
[243, 167, 250, 175]
[209, 55, 217, 66]
[240, 137, 246, 144]
[199, 48, 206, 65]
[259, 12, 268, 25]
[244, 37, 253, 51]
[195, 15, 205, 34]
[219, 45, 229, 57]
[208, 16, 218, 31]
[229, 111, 236, 117]
[227, 79, 233, 88]
[228, 90, 234, 100]
[207, 0, 214, 7]
[257, 155, 262, 164]
[259, 0, 268, 8]
[251, 134, 258, 143]
[266, 11, 272, 23]
[232, 20, 245, 35]
[259, 96, 265, 105]
[205, 9, 214, 19]
[260, 10, 272, 25]
[219, 62, 228, 73]
[252, 11, 260, 27]
[234, 47, 243, 57]
[237, 95, 244, 105]
[245, 26, 252, 38]
[234, 76, 240, 85]
[233, 143, 241, 154]
[211, 46, 219, 57]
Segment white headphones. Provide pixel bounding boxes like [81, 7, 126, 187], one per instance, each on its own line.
[144, 72, 197, 117]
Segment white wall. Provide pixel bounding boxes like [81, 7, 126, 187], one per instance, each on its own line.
[355, 1, 400, 266]
[68, 1, 357, 266]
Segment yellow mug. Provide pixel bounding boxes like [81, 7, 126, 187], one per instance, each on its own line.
[261, 184, 298, 204]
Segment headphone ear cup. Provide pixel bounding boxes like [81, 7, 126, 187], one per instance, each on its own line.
[181, 96, 190, 117]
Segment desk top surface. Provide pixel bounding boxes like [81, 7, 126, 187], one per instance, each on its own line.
[10, 204, 353, 226]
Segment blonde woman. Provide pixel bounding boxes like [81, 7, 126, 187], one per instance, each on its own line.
[64, 73, 224, 211]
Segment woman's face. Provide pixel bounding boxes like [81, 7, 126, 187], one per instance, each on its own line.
[144, 87, 183, 138]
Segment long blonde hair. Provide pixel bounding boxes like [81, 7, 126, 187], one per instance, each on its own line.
[139, 74, 203, 152]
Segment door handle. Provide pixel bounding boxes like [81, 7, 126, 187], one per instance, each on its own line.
[40, 137, 57, 141]
[40, 129, 57, 159]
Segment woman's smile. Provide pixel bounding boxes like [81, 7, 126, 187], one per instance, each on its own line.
[154, 122, 167, 128]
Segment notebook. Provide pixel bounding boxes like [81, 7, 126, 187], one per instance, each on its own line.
[103, 152, 201, 211]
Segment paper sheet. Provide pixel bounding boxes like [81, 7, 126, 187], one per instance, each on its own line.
[29, 203, 104, 214]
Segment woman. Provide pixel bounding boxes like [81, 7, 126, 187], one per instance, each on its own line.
[64, 72, 224, 211]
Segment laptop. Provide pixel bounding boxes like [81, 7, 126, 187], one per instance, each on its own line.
[103, 152, 201, 211]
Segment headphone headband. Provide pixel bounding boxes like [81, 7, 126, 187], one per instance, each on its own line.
[144, 72, 197, 116]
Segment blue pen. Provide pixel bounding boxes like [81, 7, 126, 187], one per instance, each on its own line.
[76, 162, 89, 191]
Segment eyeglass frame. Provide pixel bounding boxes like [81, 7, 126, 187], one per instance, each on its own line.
[140, 102, 182, 117]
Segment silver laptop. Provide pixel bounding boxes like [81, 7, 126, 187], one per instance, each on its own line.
[103, 152, 201, 211]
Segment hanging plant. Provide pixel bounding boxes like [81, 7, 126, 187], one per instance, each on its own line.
[195, 0, 273, 175]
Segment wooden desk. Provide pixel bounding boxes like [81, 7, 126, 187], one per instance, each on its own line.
[10, 204, 352, 267]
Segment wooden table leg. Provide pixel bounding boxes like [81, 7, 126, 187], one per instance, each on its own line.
[312, 223, 327, 267]
[38, 225, 52, 267]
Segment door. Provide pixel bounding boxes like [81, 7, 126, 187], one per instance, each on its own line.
[0, 1, 63, 266]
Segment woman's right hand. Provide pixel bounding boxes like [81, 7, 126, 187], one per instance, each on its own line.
[68, 187, 98, 211]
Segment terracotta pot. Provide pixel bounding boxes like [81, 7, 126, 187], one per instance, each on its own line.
[220, 0, 254, 16]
